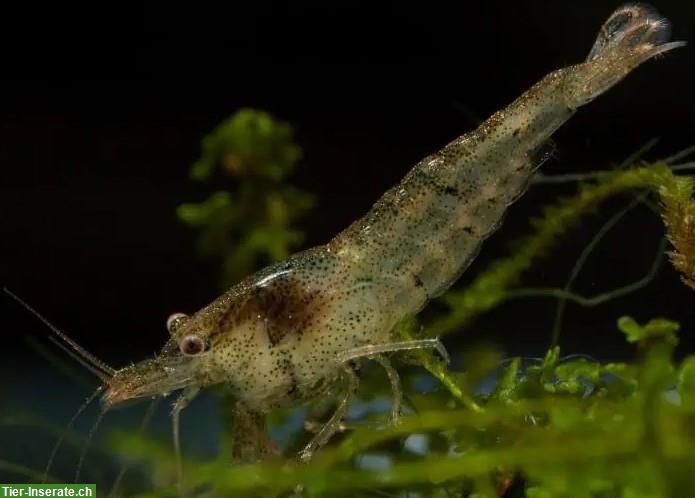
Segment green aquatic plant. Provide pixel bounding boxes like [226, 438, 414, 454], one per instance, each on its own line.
[177, 109, 313, 288]
[108, 315, 695, 498]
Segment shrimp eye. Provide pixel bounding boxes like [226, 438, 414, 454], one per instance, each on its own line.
[167, 312, 188, 334]
[179, 335, 205, 356]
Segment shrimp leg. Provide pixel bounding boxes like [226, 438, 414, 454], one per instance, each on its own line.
[171, 386, 199, 496]
[372, 355, 402, 424]
[301, 339, 447, 455]
[299, 365, 359, 462]
[337, 340, 448, 424]
[336, 338, 450, 365]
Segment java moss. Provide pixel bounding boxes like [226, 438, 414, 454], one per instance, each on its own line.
[177, 109, 313, 288]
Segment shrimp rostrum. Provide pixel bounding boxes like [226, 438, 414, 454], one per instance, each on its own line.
[35, 3, 686, 479]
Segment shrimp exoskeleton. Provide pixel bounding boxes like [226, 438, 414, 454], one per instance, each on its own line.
[23, 3, 686, 491]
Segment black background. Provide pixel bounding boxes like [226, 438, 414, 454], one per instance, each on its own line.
[2, 0, 694, 378]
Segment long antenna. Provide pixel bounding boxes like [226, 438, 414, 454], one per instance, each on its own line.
[42, 386, 104, 483]
[47, 336, 112, 382]
[4, 287, 116, 376]
[107, 398, 160, 497]
[74, 407, 106, 483]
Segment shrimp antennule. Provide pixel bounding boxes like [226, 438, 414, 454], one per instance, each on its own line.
[46, 336, 113, 383]
[3, 288, 115, 378]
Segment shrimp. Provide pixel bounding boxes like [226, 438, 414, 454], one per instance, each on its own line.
[28, 3, 686, 486]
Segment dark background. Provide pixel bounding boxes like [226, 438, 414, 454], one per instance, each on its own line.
[1, 0, 694, 432]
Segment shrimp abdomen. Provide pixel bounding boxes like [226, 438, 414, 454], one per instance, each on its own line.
[330, 4, 683, 321]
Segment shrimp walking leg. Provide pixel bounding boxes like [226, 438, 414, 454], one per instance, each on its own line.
[171, 386, 199, 495]
[299, 366, 359, 462]
[372, 355, 402, 424]
[336, 338, 450, 365]
[334, 340, 450, 425]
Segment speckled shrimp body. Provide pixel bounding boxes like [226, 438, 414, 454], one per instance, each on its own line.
[91, 4, 685, 468]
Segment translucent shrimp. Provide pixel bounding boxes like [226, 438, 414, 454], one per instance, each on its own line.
[36, 3, 688, 484]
